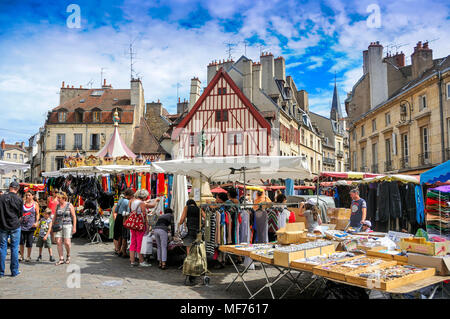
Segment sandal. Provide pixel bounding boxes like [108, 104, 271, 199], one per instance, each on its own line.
[55, 258, 65, 266]
[65, 256, 71, 264]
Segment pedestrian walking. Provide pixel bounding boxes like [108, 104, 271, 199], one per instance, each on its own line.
[36, 208, 55, 262]
[0, 181, 24, 277]
[47, 189, 59, 244]
[19, 191, 40, 262]
[52, 192, 76, 265]
[154, 208, 174, 270]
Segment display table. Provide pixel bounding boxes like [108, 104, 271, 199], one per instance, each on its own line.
[219, 244, 449, 299]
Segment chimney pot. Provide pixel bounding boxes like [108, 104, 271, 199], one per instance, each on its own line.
[62, 81, 65, 88]
[71, 85, 74, 88]
[104, 79, 106, 86]
[158, 99, 160, 103]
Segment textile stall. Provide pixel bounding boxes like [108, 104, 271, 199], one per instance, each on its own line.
[421, 160, 450, 241]
[357, 174, 422, 234]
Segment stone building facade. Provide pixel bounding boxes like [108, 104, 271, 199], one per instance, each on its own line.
[346, 41, 450, 174]
[0, 140, 28, 190]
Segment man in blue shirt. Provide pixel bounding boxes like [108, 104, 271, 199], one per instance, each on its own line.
[349, 188, 367, 231]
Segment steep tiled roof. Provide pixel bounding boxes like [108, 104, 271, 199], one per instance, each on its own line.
[131, 117, 167, 155]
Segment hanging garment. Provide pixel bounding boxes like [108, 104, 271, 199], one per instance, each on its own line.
[415, 185, 425, 225]
[157, 173, 165, 196]
[377, 182, 390, 223]
[254, 209, 268, 243]
[367, 185, 377, 222]
[141, 173, 146, 190]
[146, 173, 151, 193]
[389, 182, 402, 218]
[239, 210, 250, 243]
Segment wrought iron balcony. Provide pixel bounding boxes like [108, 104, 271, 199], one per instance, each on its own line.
[323, 157, 336, 166]
[400, 156, 410, 169]
[384, 160, 394, 172]
[90, 144, 100, 151]
[371, 164, 378, 173]
[418, 152, 431, 166]
[336, 151, 344, 158]
[56, 145, 65, 150]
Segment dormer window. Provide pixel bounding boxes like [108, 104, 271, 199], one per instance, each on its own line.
[75, 108, 84, 123]
[92, 108, 101, 123]
[58, 110, 67, 123]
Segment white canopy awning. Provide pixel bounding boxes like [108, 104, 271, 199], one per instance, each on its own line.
[44, 164, 164, 177]
[154, 156, 311, 182]
[0, 160, 30, 174]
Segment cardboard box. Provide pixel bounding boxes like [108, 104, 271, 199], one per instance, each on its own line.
[326, 208, 335, 218]
[335, 208, 351, 219]
[399, 237, 449, 256]
[276, 222, 306, 244]
[407, 253, 450, 275]
[273, 244, 335, 268]
[330, 218, 350, 231]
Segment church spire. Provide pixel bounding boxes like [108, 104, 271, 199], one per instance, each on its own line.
[330, 74, 343, 122]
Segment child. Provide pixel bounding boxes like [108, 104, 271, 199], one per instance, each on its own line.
[36, 208, 55, 262]
[361, 220, 373, 233]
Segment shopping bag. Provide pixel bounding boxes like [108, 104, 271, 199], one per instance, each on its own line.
[123, 211, 145, 232]
[182, 238, 207, 277]
[140, 232, 153, 255]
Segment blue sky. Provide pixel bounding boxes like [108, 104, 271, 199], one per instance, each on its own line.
[0, 0, 449, 144]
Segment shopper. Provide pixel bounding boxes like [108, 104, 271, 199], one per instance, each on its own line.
[349, 188, 367, 231]
[300, 199, 322, 232]
[19, 191, 40, 262]
[113, 188, 134, 256]
[227, 188, 239, 204]
[253, 189, 271, 210]
[52, 192, 76, 265]
[0, 182, 23, 277]
[361, 220, 373, 233]
[275, 194, 291, 229]
[47, 189, 59, 243]
[128, 189, 159, 267]
[154, 208, 174, 270]
[36, 208, 55, 262]
[178, 199, 205, 255]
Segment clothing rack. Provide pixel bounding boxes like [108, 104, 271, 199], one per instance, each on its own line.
[200, 202, 301, 208]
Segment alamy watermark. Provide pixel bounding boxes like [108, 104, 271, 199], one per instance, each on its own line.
[366, 4, 381, 29]
[66, 264, 81, 288]
[66, 4, 81, 29]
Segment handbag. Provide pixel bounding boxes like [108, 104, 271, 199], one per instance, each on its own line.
[52, 204, 67, 232]
[123, 210, 145, 232]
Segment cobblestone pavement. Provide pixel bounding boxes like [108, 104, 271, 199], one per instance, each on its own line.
[0, 238, 324, 299]
[1, 238, 448, 299]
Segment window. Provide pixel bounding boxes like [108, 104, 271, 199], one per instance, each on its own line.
[93, 111, 101, 123]
[310, 134, 313, 148]
[56, 157, 65, 170]
[301, 129, 305, 144]
[228, 132, 243, 145]
[447, 83, 450, 100]
[13, 154, 17, 160]
[372, 143, 378, 166]
[448, 118, 450, 148]
[74, 134, 82, 150]
[353, 152, 357, 170]
[402, 133, 409, 165]
[215, 110, 228, 122]
[20, 154, 23, 162]
[372, 119, 377, 132]
[385, 112, 391, 126]
[56, 134, 65, 150]
[218, 87, 227, 95]
[361, 125, 365, 137]
[385, 138, 391, 162]
[419, 95, 427, 110]
[75, 110, 83, 123]
[361, 147, 366, 168]
[90, 134, 100, 150]
[421, 127, 429, 159]
[6, 153, 10, 159]
[352, 129, 356, 141]
[58, 111, 67, 123]
[310, 158, 313, 172]
[318, 160, 321, 171]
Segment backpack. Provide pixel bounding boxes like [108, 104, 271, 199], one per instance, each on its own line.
[182, 238, 207, 277]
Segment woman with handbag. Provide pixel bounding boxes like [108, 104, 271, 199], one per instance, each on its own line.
[124, 189, 159, 267]
[52, 192, 76, 265]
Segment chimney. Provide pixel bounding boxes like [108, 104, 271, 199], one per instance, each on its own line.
[362, 50, 369, 74]
[367, 41, 388, 109]
[1, 139, 5, 150]
[274, 56, 286, 82]
[260, 52, 276, 95]
[21, 142, 25, 149]
[131, 78, 144, 122]
[242, 58, 253, 101]
[297, 90, 309, 113]
[145, 101, 163, 117]
[411, 41, 433, 79]
[62, 81, 65, 88]
[207, 61, 218, 85]
[177, 99, 189, 114]
[189, 77, 201, 111]
[252, 62, 262, 100]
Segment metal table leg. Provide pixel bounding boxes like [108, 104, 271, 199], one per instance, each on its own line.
[279, 270, 304, 299]
[225, 254, 254, 297]
[249, 262, 288, 299]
